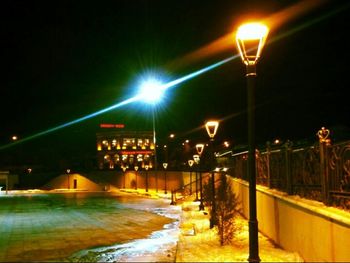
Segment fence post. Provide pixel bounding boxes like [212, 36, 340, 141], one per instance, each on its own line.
[266, 141, 272, 188]
[317, 127, 331, 206]
[284, 140, 293, 195]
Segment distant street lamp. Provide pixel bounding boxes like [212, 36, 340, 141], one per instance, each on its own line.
[188, 159, 194, 195]
[236, 22, 269, 263]
[196, 143, 205, 211]
[205, 120, 219, 229]
[122, 166, 127, 188]
[193, 154, 200, 201]
[66, 169, 71, 189]
[163, 162, 168, 194]
[134, 165, 139, 190]
[145, 164, 149, 192]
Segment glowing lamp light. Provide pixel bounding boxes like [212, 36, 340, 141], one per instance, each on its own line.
[193, 154, 200, 164]
[163, 162, 168, 169]
[236, 22, 269, 66]
[137, 78, 165, 104]
[205, 120, 219, 139]
[188, 159, 194, 167]
[196, 143, 205, 156]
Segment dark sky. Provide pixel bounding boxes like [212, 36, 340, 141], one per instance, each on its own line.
[1, 0, 350, 157]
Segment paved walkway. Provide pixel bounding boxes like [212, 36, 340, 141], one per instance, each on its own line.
[0, 191, 172, 262]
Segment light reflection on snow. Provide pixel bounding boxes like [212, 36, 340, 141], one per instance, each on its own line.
[69, 205, 181, 262]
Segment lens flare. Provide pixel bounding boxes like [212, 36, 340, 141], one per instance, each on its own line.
[0, 55, 238, 151]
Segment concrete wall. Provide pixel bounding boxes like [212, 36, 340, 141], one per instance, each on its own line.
[121, 171, 186, 191]
[42, 173, 105, 191]
[42, 171, 189, 192]
[231, 178, 350, 262]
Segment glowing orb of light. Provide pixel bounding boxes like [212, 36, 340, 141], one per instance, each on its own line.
[236, 22, 268, 40]
[137, 78, 165, 105]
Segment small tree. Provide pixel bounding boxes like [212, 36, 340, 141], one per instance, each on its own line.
[203, 173, 239, 245]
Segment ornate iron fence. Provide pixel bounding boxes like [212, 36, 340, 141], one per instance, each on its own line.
[227, 127, 350, 210]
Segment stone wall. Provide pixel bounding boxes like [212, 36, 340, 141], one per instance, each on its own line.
[231, 177, 350, 262]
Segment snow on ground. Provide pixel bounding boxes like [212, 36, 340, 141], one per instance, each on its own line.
[175, 200, 304, 262]
[120, 189, 304, 262]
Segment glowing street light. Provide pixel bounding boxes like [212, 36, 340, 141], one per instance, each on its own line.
[188, 159, 194, 195]
[196, 143, 205, 211]
[236, 21, 269, 263]
[134, 165, 139, 190]
[144, 165, 149, 192]
[236, 22, 268, 66]
[163, 162, 168, 194]
[195, 143, 205, 156]
[137, 77, 166, 192]
[205, 120, 219, 229]
[122, 166, 127, 188]
[66, 169, 71, 190]
[205, 120, 219, 141]
[193, 154, 200, 201]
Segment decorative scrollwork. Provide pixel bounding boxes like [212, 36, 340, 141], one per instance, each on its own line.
[317, 127, 331, 145]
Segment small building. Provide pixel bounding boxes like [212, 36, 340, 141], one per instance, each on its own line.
[0, 171, 19, 192]
[96, 123, 155, 171]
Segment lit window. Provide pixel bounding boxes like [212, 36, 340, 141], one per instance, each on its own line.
[137, 154, 143, 162]
[144, 154, 150, 161]
[129, 154, 134, 165]
[112, 139, 117, 148]
[104, 155, 110, 163]
[114, 154, 120, 164]
[102, 140, 109, 149]
[123, 138, 136, 148]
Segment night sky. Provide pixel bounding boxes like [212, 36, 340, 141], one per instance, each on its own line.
[1, 0, 350, 161]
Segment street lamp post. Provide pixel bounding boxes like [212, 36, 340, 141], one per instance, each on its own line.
[193, 154, 200, 201]
[152, 108, 158, 194]
[122, 166, 127, 188]
[196, 143, 205, 211]
[137, 77, 165, 195]
[236, 22, 269, 263]
[66, 169, 71, 190]
[188, 159, 194, 195]
[163, 162, 168, 194]
[205, 120, 219, 229]
[134, 165, 139, 190]
[144, 165, 149, 192]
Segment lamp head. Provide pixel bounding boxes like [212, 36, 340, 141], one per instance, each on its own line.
[188, 159, 194, 167]
[163, 162, 168, 169]
[137, 78, 165, 105]
[193, 154, 200, 164]
[196, 143, 205, 156]
[236, 22, 269, 66]
[205, 120, 219, 139]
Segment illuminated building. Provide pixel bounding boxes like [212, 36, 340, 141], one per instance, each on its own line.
[96, 124, 155, 170]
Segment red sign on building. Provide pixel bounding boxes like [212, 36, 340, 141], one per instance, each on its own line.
[100, 124, 125, 129]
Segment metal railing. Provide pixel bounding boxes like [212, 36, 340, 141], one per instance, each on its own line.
[226, 128, 350, 210]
